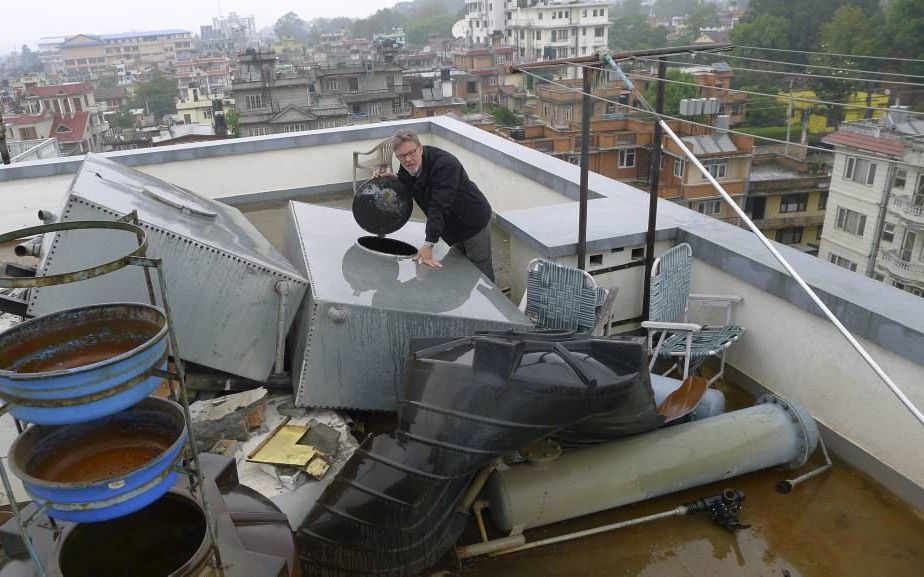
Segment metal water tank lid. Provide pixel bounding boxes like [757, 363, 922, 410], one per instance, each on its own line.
[351, 176, 417, 259]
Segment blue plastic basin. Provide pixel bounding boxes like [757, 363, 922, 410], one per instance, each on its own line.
[0, 303, 169, 424]
[8, 396, 187, 523]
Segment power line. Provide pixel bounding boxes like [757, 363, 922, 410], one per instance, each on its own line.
[584, 62, 924, 116]
[631, 55, 924, 89]
[733, 45, 924, 65]
[512, 66, 921, 167]
[695, 51, 924, 81]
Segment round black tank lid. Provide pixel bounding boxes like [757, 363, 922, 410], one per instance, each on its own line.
[352, 177, 413, 236]
[356, 236, 418, 259]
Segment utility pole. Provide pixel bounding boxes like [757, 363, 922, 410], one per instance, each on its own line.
[784, 78, 793, 156]
[0, 110, 11, 165]
[643, 58, 667, 320]
[577, 64, 593, 270]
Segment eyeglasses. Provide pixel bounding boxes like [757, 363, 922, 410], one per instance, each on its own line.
[396, 146, 421, 161]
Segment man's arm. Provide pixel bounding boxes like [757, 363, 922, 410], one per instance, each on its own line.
[423, 155, 462, 244]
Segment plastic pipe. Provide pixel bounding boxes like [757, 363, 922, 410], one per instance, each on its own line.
[488, 395, 817, 532]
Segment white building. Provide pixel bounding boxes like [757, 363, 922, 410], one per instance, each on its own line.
[819, 107, 924, 297]
[462, 0, 609, 60]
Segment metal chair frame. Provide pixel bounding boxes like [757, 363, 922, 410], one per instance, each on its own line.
[521, 258, 617, 336]
[642, 243, 743, 385]
[352, 138, 395, 193]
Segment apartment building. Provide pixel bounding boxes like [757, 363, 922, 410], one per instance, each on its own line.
[461, 0, 609, 60]
[819, 109, 924, 297]
[58, 30, 194, 80]
[527, 77, 629, 128]
[15, 83, 108, 153]
[746, 154, 831, 253]
[451, 45, 514, 106]
[174, 56, 233, 96]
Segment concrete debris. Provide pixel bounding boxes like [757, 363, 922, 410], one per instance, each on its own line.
[302, 421, 341, 456]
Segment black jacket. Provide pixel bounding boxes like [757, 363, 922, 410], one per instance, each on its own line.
[396, 145, 492, 245]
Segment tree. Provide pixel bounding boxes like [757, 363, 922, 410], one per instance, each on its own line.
[274, 12, 309, 42]
[489, 106, 521, 126]
[885, 0, 924, 75]
[226, 109, 240, 138]
[674, 2, 720, 45]
[745, 0, 879, 54]
[740, 91, 788, 127]
[131, 72, 178, 121]
[728, 14, 790, 89]
[610, 13, 668, 51]
[20, 45, 40, 73]
[352, 8, 403, 39]
[406, 12, 457, 45]
[644, 69, 698, 116]
[109, 106, 136, 129]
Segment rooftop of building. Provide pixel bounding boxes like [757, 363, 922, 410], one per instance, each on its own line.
[0, 117, 924, 577]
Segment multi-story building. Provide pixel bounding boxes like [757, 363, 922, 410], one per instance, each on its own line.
[461, 0, 609, 60]
[819, 108, 924, 297]
[452, 45, 514, 107]
[745, 154, 831, 253]
[17, 82, 108, 153]
[174, 56, 233, 96]
[175, 86, 225, 127]
[506, 0, 610, 60]
[200, 12, 257, 55]
[59, 30, 194, 80]
[527, 77, 629, 128]
[233, 49, 350, 136]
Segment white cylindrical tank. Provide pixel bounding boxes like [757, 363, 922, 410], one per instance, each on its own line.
[488, 395, 818, 532]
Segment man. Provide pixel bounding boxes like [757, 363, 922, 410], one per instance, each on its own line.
[376, 128, 495, 281]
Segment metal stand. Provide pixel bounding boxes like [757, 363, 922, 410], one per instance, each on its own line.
[0, 214, 225, 576]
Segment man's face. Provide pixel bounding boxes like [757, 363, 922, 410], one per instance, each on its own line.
[395, 140, 423, 173]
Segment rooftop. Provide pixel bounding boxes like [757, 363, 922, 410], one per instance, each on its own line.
[0, 116, 922, 576]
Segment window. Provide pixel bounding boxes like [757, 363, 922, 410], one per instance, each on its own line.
[818, 191, 828, 210]
[775, 227, 804, 245]
[542, 103, 550, 117]
[705, 161, 727, 179]
[697, 200, 722, 215]
[594, 27, 605, 38]
[673, 158, 685, 178]
[183, 114, 192, 124]
[834, 206, 867, 236]
[19, 127, 37, 140]
[538, 12, 543, 20]
[348, 78, 359, 93]
[73, 97, 82, 112]
[326, 79, 340, 91]
[893, 169, 907, 189]
[495, 55, 506, 65]
[881, 222, 895, 244]
[843, 156, 877, 185]
[203, 109, 213, 119]
[284, 124, 308, 132]
[393, 98, 402, 113]
[582, 9, 587, 16]
[249, 127, 270, 136]
[564, 104, 573, 120]
[779, 193, 808, 213]
[246, 93, 264, 109]
[829, 252, 858, 272]
[535, 31, 541, 40]
[369, 102, 381, 115]
[618, 148, 636, 168]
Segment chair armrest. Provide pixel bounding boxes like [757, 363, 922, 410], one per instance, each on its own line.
[591, 288, 618, 336]
[642, 321, 702, 333]
[688, 294, 742, 308]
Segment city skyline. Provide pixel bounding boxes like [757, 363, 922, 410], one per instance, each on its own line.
[4, 0, 393, 53]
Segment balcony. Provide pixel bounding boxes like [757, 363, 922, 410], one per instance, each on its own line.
[752, 214, 826, 229]
[1, 118, 923, 574]
[879, 248, 924, 281]
[889, 195, 924, 229]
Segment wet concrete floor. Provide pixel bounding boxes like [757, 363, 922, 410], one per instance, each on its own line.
[460, 379, 924, 577]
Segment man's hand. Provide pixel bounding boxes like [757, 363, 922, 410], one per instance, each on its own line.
[415, 245, 442, 269]
[372, 168, 395, 179]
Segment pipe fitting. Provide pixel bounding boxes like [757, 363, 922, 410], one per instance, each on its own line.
[14, 237, 43, 258]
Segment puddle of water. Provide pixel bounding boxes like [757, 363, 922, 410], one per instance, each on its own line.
[462, 458, 924, 577]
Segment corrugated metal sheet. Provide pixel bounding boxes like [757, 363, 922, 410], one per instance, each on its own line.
[28, 154, 308, 382]
[284, 202, 532, 411]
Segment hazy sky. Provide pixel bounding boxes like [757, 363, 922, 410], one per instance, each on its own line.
[4, 0, 392, 53]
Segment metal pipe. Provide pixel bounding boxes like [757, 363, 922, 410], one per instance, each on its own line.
[491, 507, 687, 557]
[14, 237, 42, 258]
[37, 210, 57, 224]
[273, 280, 289, 375]
[487, 396, 817, 532]
[660, 120, 924, 428]
[776, 435, 833, 494]
[577, 68, 592, 270]
[643, 58, 667, 320]
[456, 535, 526, 559]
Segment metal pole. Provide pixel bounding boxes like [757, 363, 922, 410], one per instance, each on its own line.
[577, 65, 592, 270]
[642, 58, 667, 320]
[784, 78, 793, 157]
[660, 120, 924, 428]
[0, 111, 11, 165]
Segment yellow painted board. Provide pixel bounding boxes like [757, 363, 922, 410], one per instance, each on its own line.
[247, 425, 317, 467]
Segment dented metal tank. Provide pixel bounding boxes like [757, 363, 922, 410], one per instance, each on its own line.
[283, 202, 532, 410]
[26, 154, 308, 382]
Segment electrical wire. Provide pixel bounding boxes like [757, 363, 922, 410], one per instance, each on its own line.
[512, 66, 921, 167]
[732, 45, 924, 65]
[695, 51, 924, 81]
[631, 55, 924, 89]
[583, 62, 924, 116]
